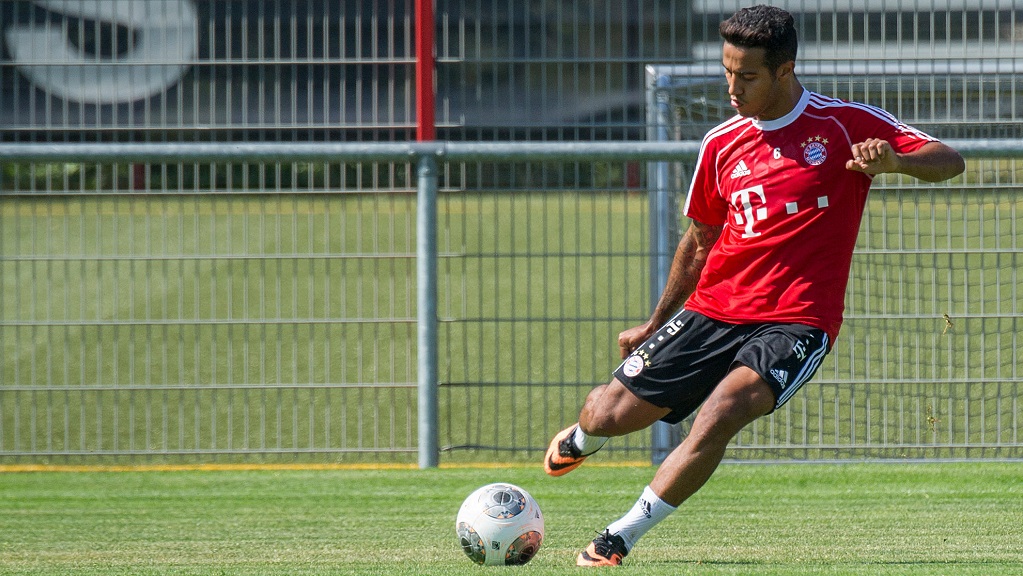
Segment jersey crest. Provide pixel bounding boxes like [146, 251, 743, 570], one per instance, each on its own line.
[800, 135, 828, 165]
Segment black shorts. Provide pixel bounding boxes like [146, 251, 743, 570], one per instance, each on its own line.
[613, 309, 830, 424]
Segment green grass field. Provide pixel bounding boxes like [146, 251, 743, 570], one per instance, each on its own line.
[1, 462, 1021, 575]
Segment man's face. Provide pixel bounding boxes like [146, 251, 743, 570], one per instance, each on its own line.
[722, 42, 792, 121]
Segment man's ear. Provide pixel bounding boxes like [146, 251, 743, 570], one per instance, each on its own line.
[774, 60, 795, 80]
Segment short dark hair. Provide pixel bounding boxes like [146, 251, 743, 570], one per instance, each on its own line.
[719, 5, 798, 73]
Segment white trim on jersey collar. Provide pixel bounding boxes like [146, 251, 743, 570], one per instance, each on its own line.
[753, 89, 811, 131]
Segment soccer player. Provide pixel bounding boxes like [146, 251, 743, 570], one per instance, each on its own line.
[544, 4, 965, 567]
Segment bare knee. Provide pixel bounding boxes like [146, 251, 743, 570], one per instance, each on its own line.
[701, 392, 768, 431]
[578, 384, 614, 434]
[578, 379, 669, 437]
[688, 369, 774, 447]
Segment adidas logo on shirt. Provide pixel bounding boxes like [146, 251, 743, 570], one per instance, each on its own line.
[730, 160, 751, 179]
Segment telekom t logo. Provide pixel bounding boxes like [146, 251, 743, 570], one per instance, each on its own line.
[730, 185, 767, 238]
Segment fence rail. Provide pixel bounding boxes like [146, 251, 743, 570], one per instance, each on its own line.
[1, 140, 1019, 164]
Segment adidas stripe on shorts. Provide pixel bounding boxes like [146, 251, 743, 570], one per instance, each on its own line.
[614, 309, 830, 424]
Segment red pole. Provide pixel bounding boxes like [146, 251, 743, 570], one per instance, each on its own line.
[415, 0, 436, 141]
[132, 163, 146, 190]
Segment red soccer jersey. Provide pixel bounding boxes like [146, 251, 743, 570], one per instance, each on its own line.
[682, 89, 935, 343]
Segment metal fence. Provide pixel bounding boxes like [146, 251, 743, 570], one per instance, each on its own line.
[1, 1, 1022, 465]
[2, 140, 1021, 466]
[5, 1, 1023, 141]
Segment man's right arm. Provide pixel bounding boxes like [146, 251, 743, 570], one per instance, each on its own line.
[617, 220, 723, 358]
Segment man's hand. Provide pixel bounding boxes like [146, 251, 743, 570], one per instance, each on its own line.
[617, 321, 656, 359]
[846, 139, 964, 182]
[846, 138, 898, 175]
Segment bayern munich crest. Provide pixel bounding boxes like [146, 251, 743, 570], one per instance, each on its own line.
[622, 355, 645, 377]
[801, 135, 828, 165]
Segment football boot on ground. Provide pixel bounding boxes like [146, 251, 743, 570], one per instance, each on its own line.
[544, 424, 587, 476]
[576, 530, 629, 567]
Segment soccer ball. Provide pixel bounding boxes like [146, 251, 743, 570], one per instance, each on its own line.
[455, 483, 544, 566]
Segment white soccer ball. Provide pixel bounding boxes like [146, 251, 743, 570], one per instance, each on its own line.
[455, 482, 544, 566]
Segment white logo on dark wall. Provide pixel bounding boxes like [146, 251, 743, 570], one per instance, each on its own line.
[3, 0, 197, 104]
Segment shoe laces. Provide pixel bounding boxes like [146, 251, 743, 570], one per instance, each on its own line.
[592, 530, 627, 559]
[558, 432, 581, 458]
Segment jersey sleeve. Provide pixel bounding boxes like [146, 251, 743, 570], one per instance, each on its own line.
[682, 135, 729, 226]
[849, 104, 936, 154]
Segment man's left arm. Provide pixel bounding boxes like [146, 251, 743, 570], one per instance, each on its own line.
[846, 139, 965, 183]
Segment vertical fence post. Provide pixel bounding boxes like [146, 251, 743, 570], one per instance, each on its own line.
[415, 0, 438, 466]
[648, 72, 676, 464]
[417, 152, 440, 468]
